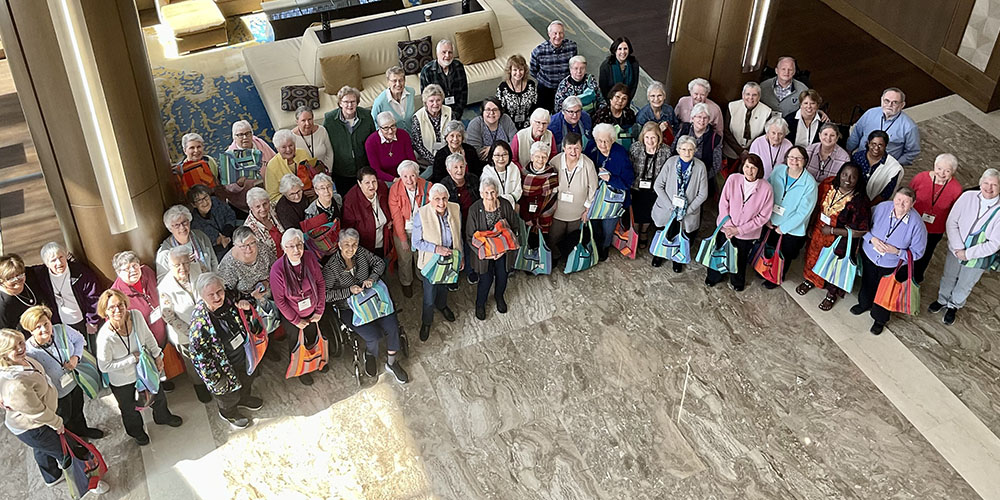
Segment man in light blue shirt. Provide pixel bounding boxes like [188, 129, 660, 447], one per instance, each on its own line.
[846, 87, 920, 165]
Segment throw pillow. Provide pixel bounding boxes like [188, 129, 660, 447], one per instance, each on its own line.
[398, 36, 433, 75]
[280, 85, 320, 111]
[320, 53, 363, 96]
[454, 23, 495, 65]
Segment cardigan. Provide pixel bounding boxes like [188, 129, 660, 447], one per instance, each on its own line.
[264, 149, 311, 202]
[292, 125, 335, 170]
[674, 97, 724, 133]
[723, 100, 771, 158]
[155, 229, 219, 280]
[552, 152, 598, 222]
[25, 324, 85, 398]
[548, 110, 593, 150]
[718, 173, 774, 240]
[748, 136, 793, 180]
[431, 143, 484, 183]
[412, 202, 464, 270]
[598, 55, 640, 101]
[628, 143, 671, 191]
[496, 80, 538, 129]
[365, 129, 418, 182]
[466, 115, 517, 152]
[158, 266, 202, 347]
[584, 142, 635, 205]
[411, 106, 453, 163]
[219, 244, 276, 295]
[554, 74, 606, 113]
[342, 183, 392, 252]
[441, 173, 481, 221]
[269, 250, 326, 323]
[187, 294, 251, 396]
[635, 104, 678, 133]
[650, 156, 709, 231]
[388, 178, 432, 242]
[275, 195, 311, 232]
[0, 278, 41, 335]
[784, 110, 822, 147]
[190, 196, 238, 259]
[370, 86, 416, 133]
[0, 358, 61, 434]
[96, 309, 162, 387]
[322, 246, 386, 305]
[908, 171, 962, 234]
[804, 143, 851, 182]
[481, 164, 523, 206]
[31, 261, 102, 327]
[862, 201, 928, 267]
[945, 191, 1000, 259]
[672, 123, 723, 177]
[111, 265, 166, 347]
[767, 164, 819, 236]
[465, 198, 520, 274]
[322, 107, 376, 179]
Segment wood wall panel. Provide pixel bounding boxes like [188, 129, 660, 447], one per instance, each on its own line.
[836, 0, 960, 59]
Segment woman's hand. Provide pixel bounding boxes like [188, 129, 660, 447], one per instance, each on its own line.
[236, 300, 253, 311]
[659, 122, 669, 132]
[955, 249, 968, 260]
[721, 226, 739, 238]
[309, 313, 323, 323]
[362, 280, 374, 289]
[478, 146, 490, 161]
[435, 245, 452, 256]
[63, 356, 79, 371]
[350, 285, 364, 295]
[821, 226, 834, 236]
[155, 356, 164, 373]
[296, 320, 309, 329]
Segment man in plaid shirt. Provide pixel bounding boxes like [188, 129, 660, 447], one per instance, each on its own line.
[420, 39, 468, 117]
[530, 20, 578, 113]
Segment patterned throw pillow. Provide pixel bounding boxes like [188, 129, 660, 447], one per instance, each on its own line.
[398, 36, 433, 75]
[280, 85, 320, 111]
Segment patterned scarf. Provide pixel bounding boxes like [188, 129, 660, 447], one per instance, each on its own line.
[674, 158, 693, 219]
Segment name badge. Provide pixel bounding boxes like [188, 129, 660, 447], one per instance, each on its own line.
[921, 213, 936, 224]
[772, 205, 785, 216]
[149, 306, 162, 323]
[297, 297, 312, 311]
[559, 192, 574, 203]
[229, 333, 246, 351]
[672, 196, 685, 208]
[528, 203, 538, 213]
[444, 96, 455, 105]
[60, 372, 75, 388]
[405, 219, 413, 231]
[819, 213, 832, 225]
[639, 180, 652, 190]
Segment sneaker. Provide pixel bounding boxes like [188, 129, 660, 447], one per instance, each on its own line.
[134, 432, 150, 446]
[672, 262, 683, 273]
[154, 414, 183, 427]
[194, 384, 213, 403]
[44, 475, 65, 487]
[447, 283, 459, 292]
[219, 409, 250, 429]
[475, 305, 486, 321]
[467, 272, 479, 284]
[299, 373, 314, 386]
[870, 322, 885, 335]
[364, 353, 377, 377]
[160, 380, 175, 393]
[943, 308, 957, 325]
[82, 480, 109, 497]
[402, 284, 413, 298]
[928, 301, 945, 314]
[419, 324, 431, 342]
[385, 361, 409, 384]
[440, 307, 456, 322]
[237, 396, 263, 411]
[80, 427, 105, 439]
[849, 304, 867, 316]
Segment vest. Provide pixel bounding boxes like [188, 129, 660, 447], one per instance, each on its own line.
[725, 100, 772, 158]
[414, 106, 454, 154]
[515, 128, 554, 168]
[415, 202, 463, 270]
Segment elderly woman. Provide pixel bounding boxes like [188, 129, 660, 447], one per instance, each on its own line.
[675, 78, 724, 132]
[221, 120, 271, 212]
[187, 184, 237, 261]
[173, 133, 219, 195]
[244, 187, 285, 259]
[805, 123, 850, 181]
[371, 66, 416, 134]
[323, 86, 376, 197]
[388, 161, 430, 297]
[304, 173, 342, 222]
[264, 129, 312, 203]
[630, 122, 672, 246]
[481, 140, 522, 207]
[270, 229, 330, 385]
[411, 84, 453, 166]
[650, 135, 708, 271]
[586, 123, 635, 260]
[322, 229, 409, 382]
[521, 141, 560, 236]
[431, 120, 483, 182]
[110, 250, 169, 364]
[598, 36, 640, 102]
[188, 272, 263, 429]
[158, 246, 211, 403]
[412, 184, 463, 341]
[366, 112, 417, 182]
[784, 90, 826, 147]
[760, 146, 818, 288]
[32, 242, 101, 339]
[467, 98, 518, 161]
[156, 204, 219, 280]
[466, 176, 520, 321]
[219, 226, 277, 297]
[96, 288, 183, 444]
[707, 154, 774, 291]
[723, 82, 772, 161]
[343, 167, 392, 258]
[441, 153, 480, 226]
[930, 168, 1000, 325]
[852, 130, 903, 205]
[228, 119, 275, 164]
[593, 84, 637, 133]
[853, 188, 927, 334]
[672, 102, 723, 182]
[797, 162, 871, 310]
[21, 305, 103, 438]
[554, 55, 605, 113]
[635, 81, 678, 140]
[512, 108, 558, 169]
[496, 54, 537, 130]
[0, 254, 40, 334]
[292, 106, 334, 169]
[0, 328, 108, 492]
[909, 153, 963, 284]
[749, 116, 793, 179]
[550, 132, 598, 260]
[549, 95, 593, 151]
[274, 174, 310, 231]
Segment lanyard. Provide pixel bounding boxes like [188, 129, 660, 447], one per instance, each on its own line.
[496, 167, 509, 194]
[970, 201, 1000, 236]
[406, 188, 417, 211]
[816, 154, 833, 178]
[34, 339, 65, 366]
[640, 153, 656, 181]
[740, 183, 754, 206]
[783, 172, 801, 198]
[111, 320, 131, 353]
[127, 282, 152, 306]
[564, 164, 579, 187]
[880, 114, 899, 134]
[827, 190, 850, 214]
[885, 212, 905, 239]
[767, 144, 780, 169]
[929, 181, 947, 208]
[302, 131, 315, 157]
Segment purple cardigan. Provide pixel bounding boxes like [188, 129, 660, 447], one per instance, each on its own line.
[718, 173, 774, 240]
[269, 250, 326, 323]
[365, 129, 418, 182]
[31, 261, 102, 326]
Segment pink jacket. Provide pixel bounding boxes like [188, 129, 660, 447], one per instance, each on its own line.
[718, 173, 774, 240]
[111, 265, 166, 347]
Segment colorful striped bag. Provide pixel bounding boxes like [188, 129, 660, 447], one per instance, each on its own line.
[649, 218, 691, 264]
[612, 209, 639, 259]
[238, 305, 268, 375]
[173, 159, 217, 194]
[695, 216, 738, 273]
[751, 228, 784, 285]
[347, 280, 396, 326]
[471, 220, 520, 259]
[285, 328, 329, 378]
[218, 149, 262, 184]
[296, 158, 326, 191]
[421, 250, 462, 284]
[875, 249, 920, 315]
[514, 226, 553, 275]
[810, 228, 858, 293]
[564, 221, 598, 274]
[587, 180, 627, 220]
[300, 214, 340, 254]
[961, 205, 1000, 270]
[54, 325, 104, 399]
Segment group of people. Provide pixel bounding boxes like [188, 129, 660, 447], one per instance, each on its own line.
[1, 17, 998, 497]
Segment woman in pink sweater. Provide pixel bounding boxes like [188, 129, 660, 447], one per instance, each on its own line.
[706, 153, 774, 291]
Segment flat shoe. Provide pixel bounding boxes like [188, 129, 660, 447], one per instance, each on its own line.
[818, 295, 837, 312]
[795, 282, 814, 296]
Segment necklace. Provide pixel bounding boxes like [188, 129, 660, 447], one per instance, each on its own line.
[13, 283, 37, 307]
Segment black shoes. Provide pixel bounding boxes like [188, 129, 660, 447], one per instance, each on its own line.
[447, 283, 460, 292]
[79, 427, 105, 439]
[385, 361, 409, 384]
[870, 322, 885, 335]
[475, 305, 486, 321]
[219, 409, 250, 429]
[364, 353, 377, 377]
[672, 262, 683, 273]
[440, 307, 456, 322]
[728, 283, 744, 292]
[155, 414, 183, 427]
[762, 280, 779, 290]
[928, 301, 945, 313]
[299, 373, 314, 386]
[419, 324, 431, 341]
[134, 432, 150, 446]
[237, 396, 263, 411]
[849, 304, 868, 316]
[402, 284, 413, 298]
[161, 380, 176, 393]
[496, 299, 508, 314]
[651, 257, 665, 268]
[943, 308, 957, 325]
[467, 272, 479, 284]
[194, 384, 213, 403]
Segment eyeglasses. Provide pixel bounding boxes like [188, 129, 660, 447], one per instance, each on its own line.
[340, 100, 358, 106]
[869, 142, 886, 149]
[287, 189, 303, 198]
[564, 109, 581, 115]
[192, 196, 211, 205]
[3, 273, 25, 285]
[284, 243, 304, 250]
[483, 108, 499, 114]
[234, 131, 252, 138]
[492, 152, 509, 158]
[379, 124, 397, 131]
[236, 240, 257, 249]
[169, 221, 190, 230]
[107, 303, 127, 311]
[786, 156, 805, 162]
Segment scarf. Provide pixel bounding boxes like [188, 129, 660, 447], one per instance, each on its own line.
[281, 255, 313, 301]
[673, 158, 693, 219]
[611, 60, 633, 88]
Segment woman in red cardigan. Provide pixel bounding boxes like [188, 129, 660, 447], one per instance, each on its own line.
[343, 166, 393, 258]
[908, 153, 962, 284]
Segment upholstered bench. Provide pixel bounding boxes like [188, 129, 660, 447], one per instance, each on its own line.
[158, 0, 229, 54]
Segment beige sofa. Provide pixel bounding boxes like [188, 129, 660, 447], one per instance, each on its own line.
[244, 0, 543, 130]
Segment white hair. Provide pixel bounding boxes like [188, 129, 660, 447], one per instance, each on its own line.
[338, 228, 360, 243]
[422, 84, 445, 101]
[246, 187, 270, 207]
[397, 160, 420, 176]
[111, 251, 140, 273]
[529, 141, 550, 156]
[232, 120, 252, 136]
[934, 153, 958, 172]
[232, 226, 256, 245]
[676, 135, 697, 150]
[445, 153, 467, 170]
[195, 272, 225, 297]
[279, 173, 304, 195]
[281, 228, 304, 247]
[981, 168, 1000, 183]
[646, 81, 665, 97]
[765, 115, 789, 135]
[690, 102, 711, 118]
[429, 183, 450, 198]
[562, 95, 583, 111]
[272, 129, 295, 148]
[436, 39, 453, 52]
[181, 133, 204, 150]
[592, 123, 615, 141]
[569, 55, 587, 67]
[312, 172, 334, 189]
[163, 204, 193, 228]
[294, 106, 313, 121]
[39, 241, 66, 263]
[376, 111, 396, 128]
[547, 20, 564, 32]
[688, 78, 710, 94]
[168, 244, 192, 263]
[742, 81, 761, 93]
[882, 87, 906, 102]
[479, 175, 500, 193]
[530, 108, 551, 124]
[443, 120, 466, 138]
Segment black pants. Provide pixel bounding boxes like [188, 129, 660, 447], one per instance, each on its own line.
[758, 231, 806, 280]
[912, 232, 943, 284]
[281, 313, 333, 357]
[109, 383, 172, 438]
[337, 308, 402, 356]
[537, 84, 557, 112]
[56, 385, 90, 436]
[706, 236, 756, 288]
[858, 251, 898, 325]
[215, 354, 256, 414]
[15, 425, 72, 484]
[476, 255, 509, 309]
[419, 272, 450, 326]
[656, 223, 696, 265]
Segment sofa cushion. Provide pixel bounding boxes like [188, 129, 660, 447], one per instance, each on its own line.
[320, 53, 364, 95]
[397, 36, 434, 75]
[161, 0, 226, 36]
[407, 7, 501, 52]
[454, 23, 495, 65]
[280, 85, 321, 111]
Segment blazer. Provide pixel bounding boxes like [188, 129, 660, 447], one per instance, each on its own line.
[718, 173, 774, 240]
[31, 261, 102, 327]
[342, 183, 392, 252]
[650, 156, 709, 232]
[465, 198, 521, 274]
[388, 177, 432, 242]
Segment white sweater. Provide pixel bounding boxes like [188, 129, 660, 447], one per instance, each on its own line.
[96, 310, 162, 387]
